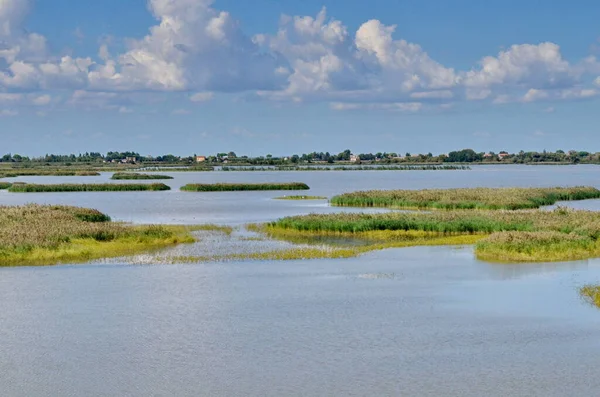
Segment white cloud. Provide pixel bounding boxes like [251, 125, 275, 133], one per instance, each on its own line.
[118, 106, 133, 114]
[190, 92, 214, 102]
[522, 88, 549, 102]
[0, 109, 17, 116]
[410, 90, 453, 99]
[329, 101, 423, 112]
[31, 94, 51, 106]
[0, 0, 597, 112]
[464, 43, 574, 90]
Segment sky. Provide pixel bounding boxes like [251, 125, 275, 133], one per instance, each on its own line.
[2, 0, 600, 156]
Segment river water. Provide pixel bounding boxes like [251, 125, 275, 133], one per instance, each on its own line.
[2, 165, 600, 396]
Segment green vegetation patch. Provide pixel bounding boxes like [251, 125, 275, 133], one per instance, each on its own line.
[0, 204, 195, 266]
[331, 186, 600, 210]
[111, 172, 174, 180]
[0, 182, 12, 189]
[181, 182, 309, 191]
[260, 207, 600, 262]
[580, 285, 600, 309]
[8, 183, 170, 192]
[0, 170, 100, 177]
[274, 195, 327, 200]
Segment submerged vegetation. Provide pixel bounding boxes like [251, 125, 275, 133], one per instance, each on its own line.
[8, 183, 171, 192]
[181, 182, 310, 191]
[274, 195, 327, 200]
[331, 186, 600, 210]
[0, 205, 196, 266]
[580, 285, 600, 308]
[111, 172, 174, 180]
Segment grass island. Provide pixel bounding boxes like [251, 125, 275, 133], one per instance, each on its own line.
[111, 172, 174, 180]
[181, 182, 310, 191]
[0, 205, 196, 266]
[8, 183, 171, 192]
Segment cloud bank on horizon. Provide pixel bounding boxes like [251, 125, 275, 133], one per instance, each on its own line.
[1, 0, 600, 113]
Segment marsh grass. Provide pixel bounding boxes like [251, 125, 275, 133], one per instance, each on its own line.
[330, 186, 600, 210]
[221, 165, 470, 171]
[260, 207, 600, 262]
[0, 182, 12, 189]
[181, 182, 310, 191]
[274, 195, 327, 200]
[8, 183, 171, 192]
[111, 173, 174, 180]
[580, 285, 600, 308]
[0, 204, 195, 266]
[0, 170, 99, 177]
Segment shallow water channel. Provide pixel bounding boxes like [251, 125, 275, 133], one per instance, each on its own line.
[2, 165, 600, 396]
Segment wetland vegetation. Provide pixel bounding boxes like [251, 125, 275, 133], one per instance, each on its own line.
[580, 285, 600, 308]
[0, 205, 196, 266]
[256, 188, 600, 262]
[111, 172, 174, 180]
[181, 182, 310, 191]
[274, 195, 327, 200]
[8, 183, 171, 192]
[330, 186, 600, 210]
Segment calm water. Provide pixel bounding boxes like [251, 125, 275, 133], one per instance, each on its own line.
[2, 165, 600, 396]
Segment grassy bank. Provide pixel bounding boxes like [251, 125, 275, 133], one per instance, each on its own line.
[580, 285, 600, 308]
[181, 182, 309, 191]
[8, 183, 170, 192]
[258, 207, 600, 262]
[330, 186, 600, 210]
[221, 165, 470, 171]
[274, 195, 327, 200]
[111, 172, 174, 180]
[0, 205, 196, 266]
[0, 170, 99, 177]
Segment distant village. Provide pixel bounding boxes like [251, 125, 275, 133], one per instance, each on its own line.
[0, 149, 598, 165]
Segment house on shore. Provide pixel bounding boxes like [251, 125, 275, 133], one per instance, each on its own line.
[196, 155, 206, 163]
[350, 154, 360, 162]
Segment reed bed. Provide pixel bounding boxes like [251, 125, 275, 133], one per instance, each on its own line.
[0, 182, 12, 189]
[261, 207, 600, 262]
[8, 183, 171, 192]
[0, 170, 100, 177]
[580, 285, 600, 308]
[330, 186, 600, 210]
[221, 165, 470, 171]
[0, 204, 195, 266]
[274, 195, 327, 200]
[181, 182, 309, 192]
[111, 172, 174, 180]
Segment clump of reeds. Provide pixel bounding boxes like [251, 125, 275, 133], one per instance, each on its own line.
[8, 183, 171, 192]
[261, 207, 600, 262]
[0, 170, 100, 177]
[580, 285, 600, 308]
[475, 231, 597, 262]
[274, 195, 327, 200]
[181, 182, 310, 191]
[0, 182, 12, 189]
[330, 186, 600, 210]
[0, 204, 195, 266]
[111, 173, 174, 180]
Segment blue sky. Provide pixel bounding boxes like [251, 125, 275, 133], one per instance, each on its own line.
[2, 0, 600, 156]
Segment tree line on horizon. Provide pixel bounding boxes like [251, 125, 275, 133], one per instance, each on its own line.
[0, 148, 597, 165]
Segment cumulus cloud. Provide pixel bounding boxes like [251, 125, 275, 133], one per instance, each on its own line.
[190, 92, 214, 102]
[0, 0, 598, 112]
